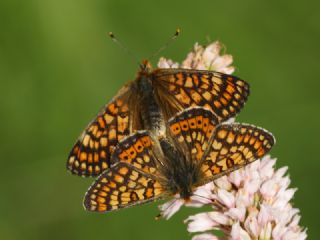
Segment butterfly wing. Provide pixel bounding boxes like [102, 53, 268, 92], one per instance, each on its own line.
[152, 68, 249, 122]
[84, 131, 166, 212]
[198, 123, 275, 185]
[67, 83, 143, 177]
[83, 162, 165, 212]
[167, 107, 219, 162]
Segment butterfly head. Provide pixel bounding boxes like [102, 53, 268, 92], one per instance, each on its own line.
[139, 60, 153, 74]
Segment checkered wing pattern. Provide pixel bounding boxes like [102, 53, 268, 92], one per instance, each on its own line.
[83, 162, 165, 212]
[199, 123, 275, 185]
[168, 107, 219, 162]
[152, 68, 249, 122]
[110, 131, 162, 175]
[67, 83, 141, 177]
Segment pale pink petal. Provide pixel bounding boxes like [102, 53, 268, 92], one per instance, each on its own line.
[157, 57, 179, 68]
[244, 210, 259, 238]
[208, 212, 230, 225]
[186, 213, 218, 232]
[226, 207, 246, 222]
[217, 189, 235, 208]
[192, 233, 219, 240]
[159, 198, 184, 219]
[259, 222, 272, 240]
[230, 221, 251, 240]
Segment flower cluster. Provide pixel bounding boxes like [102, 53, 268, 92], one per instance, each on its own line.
[158, 42, 306, 240]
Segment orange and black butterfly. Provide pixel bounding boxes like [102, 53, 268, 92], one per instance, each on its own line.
[84, 107, 274, 212]
[67, 60, 250, 177]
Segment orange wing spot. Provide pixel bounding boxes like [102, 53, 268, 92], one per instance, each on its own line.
[213, 100, 222, 108]
[170, 123, 181, 135]
[244, 134, 251, 143]
[226, 84, 235, 94]
[180, 120, 189, 131]
[114, 174, 124, 183]
[190, 90, 202, 103]
[103, 113, 114, 124]
[220, 97, 228, 106]
[202, 117, 209, 132]
[100, 137, 108, 147]
[175, 73, 184, 85]
[108, 103, 118, 114]
[192, 74, 199, 86]
[257, 148, 265, 158]
[98, 205, 107, 211]
[118, 151, 129, 161]
[254, 140, 262, 150]
[134, 140, 144, 153]
[116, 99, 123, 107]
[141, 136, 152, 147]
[236, 135, 244, 144]
[212, 76, 222, 85]
[217, 129, 228, 139]
[196, 115, 203, 128]
[119, 167, 129, 175]
[120, 104, 129, 112]
[206, 124, 215, 138]
[126, 146, 137, 160]
[211, 165, 221, 174]
[226, 132, 235, 144]
[202, 91, 212, 101]
[88, 153, 93, 163]
[223, 92, 232, 100]
[176, 88, 191, 105]
[80, 152, 87, 162]
[117, 116, 129, 133]
[188, 117, 197, 129]
[146, 188, 154, 198]
[98, 117, 106, 128]
[169, 84, 176, 91]
[97, 196, 106, 204]
[94, 153, 99, 163]
[108, 128, 117, 140]
[185, 76, 193, 87]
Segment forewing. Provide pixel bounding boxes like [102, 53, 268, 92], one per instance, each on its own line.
[67, 83, 142, 177]
[199, 123, 275, 184]
[152, 68, 249, 122]
[168, 107, 219, 162]
[83, 163, 165, 212]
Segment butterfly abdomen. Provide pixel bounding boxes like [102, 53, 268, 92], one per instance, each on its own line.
[138, 75, 164, 134]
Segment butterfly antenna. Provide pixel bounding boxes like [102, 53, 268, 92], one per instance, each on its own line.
[108, 32, 140, 66]
[148, 28, 181, 61]
[192, 193, 213, 202]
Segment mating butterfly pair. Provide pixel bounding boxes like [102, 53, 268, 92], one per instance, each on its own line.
[84, 107, 274, 212]
[67, 61, 274, 212]
[67, 61, 249, 177]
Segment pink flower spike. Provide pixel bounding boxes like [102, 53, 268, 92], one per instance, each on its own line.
[156, 43, 306, 240]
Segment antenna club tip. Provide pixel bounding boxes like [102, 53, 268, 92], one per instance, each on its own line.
[175, 28, 181, 36]
[108, 32, 115, 38]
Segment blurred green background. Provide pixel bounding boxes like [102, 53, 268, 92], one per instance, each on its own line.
[1, 0, 319, 239]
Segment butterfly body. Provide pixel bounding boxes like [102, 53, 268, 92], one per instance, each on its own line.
[158, 138, 198, 200]
[135, 61, 165, 135]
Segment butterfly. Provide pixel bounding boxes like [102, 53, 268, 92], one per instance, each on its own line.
[67, 60, 250, 177]
[83, 107, 274, 212]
